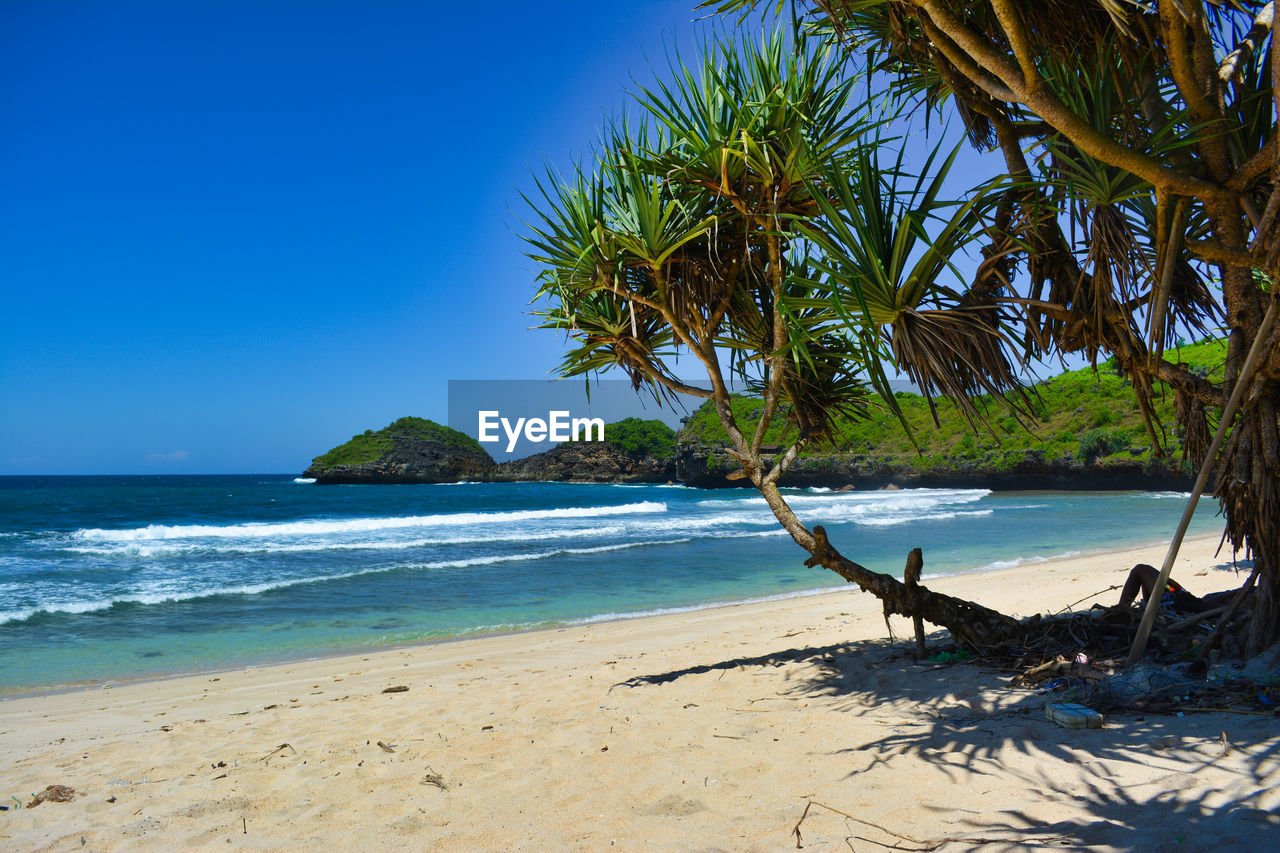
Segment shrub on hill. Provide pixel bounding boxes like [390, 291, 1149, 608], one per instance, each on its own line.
[313, 417, 486, 467]
[605, 417, 676, 458]
[677, 338, 1228, 471]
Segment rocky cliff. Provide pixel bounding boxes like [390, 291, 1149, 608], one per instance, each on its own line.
[304, 417, 675, 485]
[675, 444, 1194, 490]
[491, 440, 674, 483]
[305, 417, 495, 484]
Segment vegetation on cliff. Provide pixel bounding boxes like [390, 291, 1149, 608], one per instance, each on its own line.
[680, 339, 1225, 478]
[310, 417, 487, 469]
[605, 417, 677, 458]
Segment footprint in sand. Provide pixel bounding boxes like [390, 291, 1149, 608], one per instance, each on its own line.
[641, 795, 707, 817]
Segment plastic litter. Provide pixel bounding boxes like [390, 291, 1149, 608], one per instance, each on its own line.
[1087, 662, 1196, 710]
[1046, 702, 1103, 729]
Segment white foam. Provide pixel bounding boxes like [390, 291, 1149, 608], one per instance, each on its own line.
[967, 550, 1079, 574]
[696, 487, 989, 509]
[73, 501, 668, 542]
[2, 537, 696, 624]
[292, 478, 316, 484]
[61, 524, 635, 558]
[839, 509, 994, 527]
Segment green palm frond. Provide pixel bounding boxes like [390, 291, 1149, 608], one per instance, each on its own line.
[802, 134, 1028, 429]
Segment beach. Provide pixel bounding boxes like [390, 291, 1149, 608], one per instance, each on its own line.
[3, 532, 1276, 851]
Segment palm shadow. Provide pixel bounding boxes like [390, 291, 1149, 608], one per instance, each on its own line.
[619, 631, 1280, 850]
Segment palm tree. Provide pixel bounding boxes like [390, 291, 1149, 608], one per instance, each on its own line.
[527, 31, 1029, 649]
[708, 0, 1280, 656]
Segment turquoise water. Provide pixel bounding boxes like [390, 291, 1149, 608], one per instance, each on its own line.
[0, 476, 1220, 694]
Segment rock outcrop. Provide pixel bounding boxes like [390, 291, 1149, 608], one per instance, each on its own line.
[491, 440, 674, 483]
[304, 416, 1193, 491]
[674, 443, 1195, 491]
[305, 417, 495, 484]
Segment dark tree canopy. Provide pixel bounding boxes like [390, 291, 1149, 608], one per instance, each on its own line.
[527, 3, 1279, 658]
[709, 0, 1280, 654]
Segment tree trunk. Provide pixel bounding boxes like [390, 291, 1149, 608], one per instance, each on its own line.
[750, 477, 1024, 651]
[802, 525, 1025, 651]
[1217, 385, 1280, 654]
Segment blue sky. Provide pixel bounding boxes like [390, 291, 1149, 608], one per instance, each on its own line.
[1, 2, 1011, 475]
[1, 1, 743, 474]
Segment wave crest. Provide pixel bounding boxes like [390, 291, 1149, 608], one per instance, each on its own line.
[74, 501, 668, 542]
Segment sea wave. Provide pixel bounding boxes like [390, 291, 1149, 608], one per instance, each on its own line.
[73, 501, 668, 542]
[1, 537, 692, 625]
[60, 524, 635, 558]
[692, 489, 993, 528]
[696, 487, 990, 508]
[969, 550, 1080, 573]
[292, 477, 316, 484]
[845, 508, 994, 527]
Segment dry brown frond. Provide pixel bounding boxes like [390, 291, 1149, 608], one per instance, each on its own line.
[888, 306, 1028, 427]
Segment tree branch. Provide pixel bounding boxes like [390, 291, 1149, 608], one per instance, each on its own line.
[1218, 2, 1274, 84]
[1186, 237, 1264, 268]
[648, 372, 715, 400]
[914, 0, 1229, 200]
[989, 0, 1039, 93]
[1150, 356, 1225, 407]
[915, 13, 1017, 103]
[762, 433, 809, 486]
[1228, 133, 1278, 192]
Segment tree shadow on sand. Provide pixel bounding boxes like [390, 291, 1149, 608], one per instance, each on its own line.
[619, 630, 1280, 851]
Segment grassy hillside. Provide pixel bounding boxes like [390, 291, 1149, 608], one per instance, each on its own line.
[605, 417, 677, 457]
[312, 417, 487, 467]
[679, 338, 1228, 474]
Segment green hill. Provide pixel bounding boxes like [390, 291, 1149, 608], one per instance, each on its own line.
[678, 338, 1227, 480]
[311, 416, 487, 468]
[604, 417, 677, 458]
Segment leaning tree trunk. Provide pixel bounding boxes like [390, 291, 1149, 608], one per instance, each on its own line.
[802, 525, 1026, 651]
[752, 478, 1024, 651]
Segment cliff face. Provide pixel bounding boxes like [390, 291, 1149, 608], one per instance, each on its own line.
[491, 440, 674, 483]
[305, 418, 495, 484]
[304, 417, 674, 485]
[304, 443, 495, 484]
[675, 444, 1195, 490]
[304, 416, 1193, 490]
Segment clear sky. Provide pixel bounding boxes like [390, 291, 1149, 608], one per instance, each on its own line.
[1, 1, 748, 474]
[2, 2, 1014, 475]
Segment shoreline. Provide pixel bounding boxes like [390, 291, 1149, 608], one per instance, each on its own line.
[6, 533, 1276, 851]
[0, 529, 1217, 701]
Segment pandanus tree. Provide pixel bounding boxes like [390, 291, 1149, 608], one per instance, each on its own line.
[708, 0, 1280, 656]
[526, 32, 1032, 649]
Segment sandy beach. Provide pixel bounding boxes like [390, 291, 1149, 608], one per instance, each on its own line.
[2, 533, 1276, 851]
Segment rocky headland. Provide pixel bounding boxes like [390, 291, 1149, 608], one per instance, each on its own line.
[673, 444, 1193, 490]
[491, 440, 673, 483]
[304, 416, 676, 485]
[304, 417, 495, 484]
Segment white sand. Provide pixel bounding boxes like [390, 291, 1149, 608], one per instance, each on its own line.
[2, 533, 1276, 851]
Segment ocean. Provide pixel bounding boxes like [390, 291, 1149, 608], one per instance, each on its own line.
[0, 476, 1222, 695]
